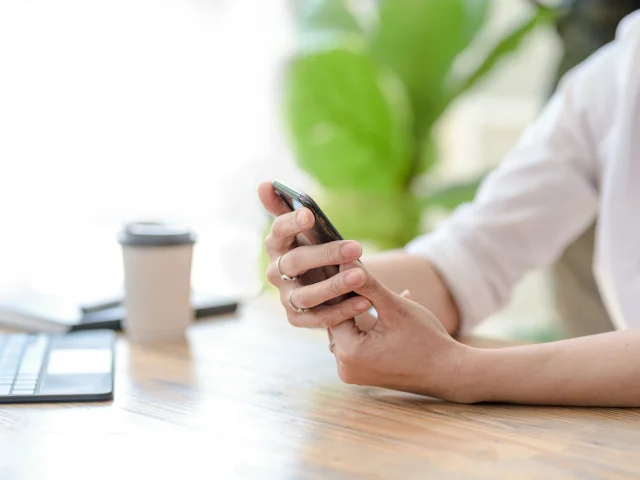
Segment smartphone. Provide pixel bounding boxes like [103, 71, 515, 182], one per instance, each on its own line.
[272, 181, 377, 324]
[272, 180, 343, 244]
[272, 180, 356, 296]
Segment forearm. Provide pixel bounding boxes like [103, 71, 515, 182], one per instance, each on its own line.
[364, 250, 460, 334]
[459, 330, 640, 406]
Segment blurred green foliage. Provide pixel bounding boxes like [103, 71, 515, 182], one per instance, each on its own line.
[284, 0, 557, 248]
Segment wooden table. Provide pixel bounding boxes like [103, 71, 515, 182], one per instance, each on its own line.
[1, 297, 640, 480]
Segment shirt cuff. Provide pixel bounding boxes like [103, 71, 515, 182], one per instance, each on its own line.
[405, 231, 500, 334]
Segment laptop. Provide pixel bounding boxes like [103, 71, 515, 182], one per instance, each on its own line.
[0, 330, 115, 403]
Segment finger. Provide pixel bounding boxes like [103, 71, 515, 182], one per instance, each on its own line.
[339, 260, 362, 272]
[287, 296, 371, 328]
[258, 181, 290, 216]
[289, 268, 367, 309]
[265, 208, 314, 254]
[352, 268, 402, 318]
[279, 241, 362, 278]
[331, 319, 360, 343]
[330, 319, 363, 367]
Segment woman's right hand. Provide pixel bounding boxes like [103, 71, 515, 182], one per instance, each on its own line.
[258, 181, 372, 328]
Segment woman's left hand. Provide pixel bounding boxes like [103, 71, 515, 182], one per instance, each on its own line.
[330, 265, 472, 403]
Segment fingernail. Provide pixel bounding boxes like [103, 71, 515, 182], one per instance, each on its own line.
[355, 299, 370, 311]
[340, 241, 361, 258]
[296, 209, 309, 226]
[400, 289, 411, 298]
[345, 269, 364, 286]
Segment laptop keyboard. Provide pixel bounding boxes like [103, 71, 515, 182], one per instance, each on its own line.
[0, 334, 50, 396]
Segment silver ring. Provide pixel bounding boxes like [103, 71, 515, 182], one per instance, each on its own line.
[277, 254, 297, 281]
[288, 286, 309, 313]
[329, 339, 335, 353]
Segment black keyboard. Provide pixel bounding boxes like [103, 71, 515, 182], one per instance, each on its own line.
[0, 334, 50, 396]
[0, 330, 115, 403]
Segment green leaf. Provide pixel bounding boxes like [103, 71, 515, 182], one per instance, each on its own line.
[295, 0, 364, 52]
[417, 133, 438, 174]
[319, 190, 422, 248]
[450, 5, 558, 98]
[370, 0, 490, 130]
[423, 175, 486, 210]
[284, 47, 412, 193]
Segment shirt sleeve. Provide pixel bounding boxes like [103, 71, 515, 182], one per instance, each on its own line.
[406, 43, 618, 333]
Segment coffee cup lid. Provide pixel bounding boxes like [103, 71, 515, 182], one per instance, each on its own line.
[119, 222, 196, 247]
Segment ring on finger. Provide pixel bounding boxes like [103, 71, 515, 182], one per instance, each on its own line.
[288, 286, 309, 314]
[277, 254, 297, 281]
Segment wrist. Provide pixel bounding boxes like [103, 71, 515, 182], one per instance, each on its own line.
[443, 344, 489, 404]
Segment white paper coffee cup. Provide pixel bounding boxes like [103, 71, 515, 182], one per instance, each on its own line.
[119, 223, 196, 343]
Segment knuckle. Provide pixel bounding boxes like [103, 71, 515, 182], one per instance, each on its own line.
[279, 291, 288, 309]
[287, 248, 301, 273]
[322, 243, 336, 264]
[264, 233, 275, 248]
[328, 275, 345, 297]
[306, 311, 325, 328]
[291, 289, 309, 309]
[320, 304, 351, 328]
[271, 219, 285, 238]
[339, 302, 354, 320]
[317, 311, 332, 328]
[266, 265, 279, 284]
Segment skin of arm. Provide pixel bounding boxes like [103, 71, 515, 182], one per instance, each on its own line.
[458, 330, 640, 406]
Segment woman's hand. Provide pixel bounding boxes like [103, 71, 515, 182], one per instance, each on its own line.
[258, 182, 373, 328]
[330, 265, 472, 403]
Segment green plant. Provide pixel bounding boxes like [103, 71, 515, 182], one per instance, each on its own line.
[284, 0, 557, 249]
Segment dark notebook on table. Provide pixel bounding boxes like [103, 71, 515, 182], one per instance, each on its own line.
[0, 292, 238, 333]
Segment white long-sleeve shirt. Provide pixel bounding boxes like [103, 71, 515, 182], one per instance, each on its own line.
[406, 11, 640, 333]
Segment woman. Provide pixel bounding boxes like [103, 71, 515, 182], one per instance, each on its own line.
[258, 11, 640, 406]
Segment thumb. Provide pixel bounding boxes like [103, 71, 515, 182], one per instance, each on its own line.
[351, 267, 402, 319]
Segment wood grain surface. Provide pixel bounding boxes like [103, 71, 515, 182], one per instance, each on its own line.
[1, 296, 639, 480]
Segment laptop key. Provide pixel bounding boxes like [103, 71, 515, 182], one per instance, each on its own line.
[11, 389, 35, 396]
[13, 382, 36, 389]
[18, 335, 49, 377]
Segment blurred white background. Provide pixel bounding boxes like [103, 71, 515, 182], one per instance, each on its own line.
[0, 0, 561, 334]
[0, 0, 300, 300]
